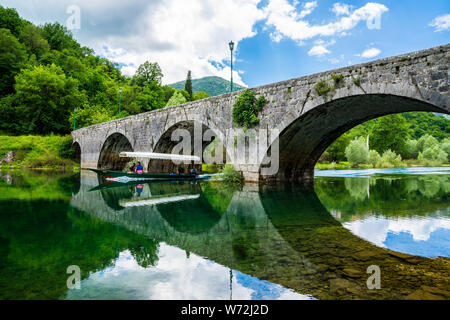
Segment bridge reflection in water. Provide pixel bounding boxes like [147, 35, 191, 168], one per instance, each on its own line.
[68, 170, 450, 300]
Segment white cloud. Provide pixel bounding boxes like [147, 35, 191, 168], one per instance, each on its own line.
[65, 244, 312, 300]
[344, 214, 450, 254]
[308, 39, 335, 57]
[429, 14, 450, 32]
[264, 1, 388, 42]
[299, 1, 318, 19]
[94, 0, 266, 85]
[357, 47, 381, 58]
[331, 3, 353, 16]
[308, 45, 330, 56]
[3, 0, 264, 86]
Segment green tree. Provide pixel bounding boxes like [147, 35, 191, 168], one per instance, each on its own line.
[417, 134, 439, 153]
[40, 22, 80, 52]
[162, 85, 176, 103]
[165, 91, 187, 107]
[193, 91, 210, 101]
[14, 64, 84, 134]
[19, 24, 50, 59]
[369, 149, 381, 167]
[403, 112, 450, 141]
[440, 138, 450, 162]
[320, 132, 351, 162]
[0, 28, 27, 95]
[418, 145, 448, 166]
[0, 6, 24, 37]
[370, 114, 411, 157]
[184, 70, 193, 100]
[377, 149, 404, 168]
[0, 95, 20, 133]
[132, 61, 163, 86]
[132, 84, 165, 112]
[404, 139, 419, 159]
[345, 137, 369, 166]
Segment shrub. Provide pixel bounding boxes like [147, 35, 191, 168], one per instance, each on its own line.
[232, 89, 267, 129]
[331, 72, 344, 88]
[405, 139, 419, 159]
[315, 80, 331, 100]
[345, 137, 369, 166]
[353, 76, 361, 86]
[418, 145, 448, 166]
[369, 150, 381, 167]
[440, 138, 450, 162]
[221, 164, 243, 184]
[417, 134, 439, 153]
[376, 149, 404, 168]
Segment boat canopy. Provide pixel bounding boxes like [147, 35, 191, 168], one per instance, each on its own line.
[119, 152, 200, 162]
[119, 194, 200, 207]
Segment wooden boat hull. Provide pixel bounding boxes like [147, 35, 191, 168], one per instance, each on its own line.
[88, 168, 199, 180]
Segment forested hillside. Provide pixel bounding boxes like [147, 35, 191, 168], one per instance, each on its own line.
[169, 76, 245, 97]
[0, 6, 208, 135]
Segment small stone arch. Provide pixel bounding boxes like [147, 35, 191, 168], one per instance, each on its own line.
[149, 120, 229, 173]
[97, 132, 134, 171]
[72, 141, 81, 164]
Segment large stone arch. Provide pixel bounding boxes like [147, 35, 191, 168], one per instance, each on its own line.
[97, 132, 134, 170]
[260, 89, 449, 183]
[149, 120, 229, 173]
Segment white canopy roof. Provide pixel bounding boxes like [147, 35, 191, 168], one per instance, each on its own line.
[119, 152, 200, 162]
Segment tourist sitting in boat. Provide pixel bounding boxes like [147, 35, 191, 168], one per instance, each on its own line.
[178, 167, 185, 175]
[136, 161, 144, 174]
[190, 168, 198, 175]
[129, 162, 136, 173]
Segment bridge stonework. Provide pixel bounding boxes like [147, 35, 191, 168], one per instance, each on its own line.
[72, 44, 450, 182]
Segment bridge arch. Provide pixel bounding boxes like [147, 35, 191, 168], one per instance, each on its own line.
[97, 132, 134, 170]
[149, 120, 229, 173]
[260, 89, 449, 183]
[72, 141, 81, 164]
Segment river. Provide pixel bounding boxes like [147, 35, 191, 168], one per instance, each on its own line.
[0, 167, 448, 300]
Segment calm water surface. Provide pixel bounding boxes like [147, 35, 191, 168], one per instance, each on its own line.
[0, 168, 449, 300]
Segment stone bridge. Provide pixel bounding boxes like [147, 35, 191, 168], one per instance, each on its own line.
[72, 44, 450, 182]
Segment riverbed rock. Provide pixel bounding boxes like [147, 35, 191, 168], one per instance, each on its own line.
[0, 151, 15, 164]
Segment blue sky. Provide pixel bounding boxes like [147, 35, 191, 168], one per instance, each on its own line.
[3, 0, 450, 87]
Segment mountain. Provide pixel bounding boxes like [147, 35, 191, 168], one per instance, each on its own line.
[168, 76, 245, 97]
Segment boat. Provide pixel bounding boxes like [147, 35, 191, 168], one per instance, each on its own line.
[88, 152, 220, 182]
[88, 168, 200, 181]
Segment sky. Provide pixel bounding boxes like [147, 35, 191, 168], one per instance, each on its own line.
[2, 0, 449, 87]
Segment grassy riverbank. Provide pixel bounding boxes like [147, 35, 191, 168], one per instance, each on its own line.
[315, 160, 450, 170]
[0, 135, 79, 170]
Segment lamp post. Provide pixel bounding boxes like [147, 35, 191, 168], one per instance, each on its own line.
[118, 87, 122, 119]
[229, 41, 234, 92]
[73, 107, 77, 131]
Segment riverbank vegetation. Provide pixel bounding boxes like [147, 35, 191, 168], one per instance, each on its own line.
[317, 113, 449, 169]
[0, 135, 78, 170]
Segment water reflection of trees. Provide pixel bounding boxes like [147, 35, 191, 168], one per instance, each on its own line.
[316, 175, 450, 221]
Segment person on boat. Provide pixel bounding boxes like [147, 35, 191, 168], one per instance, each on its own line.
[129, 162, 136, 173]
[136, 184, 143, 196]
[178, 167, 185, 175]
[190, 167, 198, 175]
[136, 162, 144, 174]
